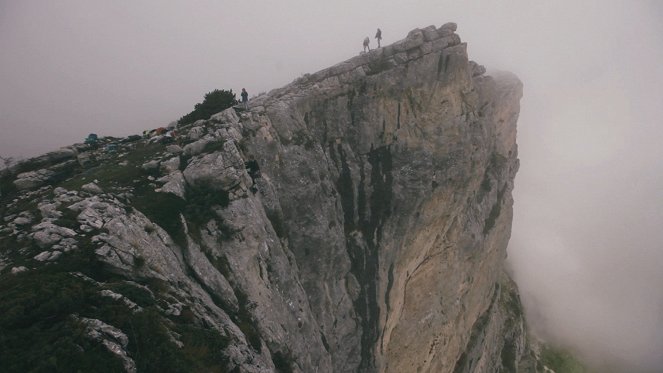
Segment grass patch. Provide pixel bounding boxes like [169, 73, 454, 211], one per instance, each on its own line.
[58, 143, 164, 192]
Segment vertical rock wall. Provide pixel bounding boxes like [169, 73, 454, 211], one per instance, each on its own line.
[224, 22, 528, 372]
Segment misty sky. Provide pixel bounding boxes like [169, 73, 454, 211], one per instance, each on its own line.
[2, 1, 663, 371]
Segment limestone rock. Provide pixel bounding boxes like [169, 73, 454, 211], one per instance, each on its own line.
[141, 160, 160, 172]
[157, 171, 186, 199]
[182, 137, 212, 157]
[76, 317, 136, 373]
[210, 108, 240, 125]
[38, 202, 62, 220]
[188, 126, 206, 140]
[33, 250, 62, 262]
[13, 169, 55, 190]
[166, 144, 183, 154]
[11, 266, 28, 274]
[31, 222, 76, 249]
[12, 216, 33, 226]
[183, 150, 242, 192]
[81, 182, 104, 194]
[159, 156, 180, 175]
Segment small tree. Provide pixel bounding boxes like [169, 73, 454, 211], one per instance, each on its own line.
[179, 89, 238, 124]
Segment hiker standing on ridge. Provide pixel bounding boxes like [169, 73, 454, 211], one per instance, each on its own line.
[241, 88, 248, 109]
[363, 37, 370, 52]
[375, 28, 382, 48]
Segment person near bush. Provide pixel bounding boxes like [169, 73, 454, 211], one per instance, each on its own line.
[241, 88, 249, 109]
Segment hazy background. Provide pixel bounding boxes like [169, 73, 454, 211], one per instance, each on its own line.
[2, 1, 662, 371]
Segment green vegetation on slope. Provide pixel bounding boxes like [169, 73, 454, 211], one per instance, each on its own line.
[541, 345, 590, 373]
[0, 253, 229, 372]
[179, 89, 238, 125]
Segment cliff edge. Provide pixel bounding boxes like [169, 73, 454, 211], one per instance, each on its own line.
[0, 23, 537, 373]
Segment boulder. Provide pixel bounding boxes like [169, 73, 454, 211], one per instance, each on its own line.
[157, 171, 186, 199]
[188, 126, 206, 140]
[13, 169, 55, 190]
[210, 108, 240, 125]
[422, 25, 439, 41]
[159, 156, 181, 175]
[183, 150, 241, 192]
[11, 266, 28, 274]
[141, 160, 160, 172]
[166, 144, 183, 154]
[81, 182, 104, 194]
[182, 137, 212, 157]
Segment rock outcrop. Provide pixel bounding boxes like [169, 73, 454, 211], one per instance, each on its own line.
[0, 23, 539, 373]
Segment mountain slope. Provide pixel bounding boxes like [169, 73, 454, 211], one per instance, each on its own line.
[0, 23, 537, 373]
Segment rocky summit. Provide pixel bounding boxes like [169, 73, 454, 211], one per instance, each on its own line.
[0, 23, 543, 372]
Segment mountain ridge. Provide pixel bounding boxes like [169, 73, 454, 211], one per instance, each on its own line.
[0, 22, 546, 373]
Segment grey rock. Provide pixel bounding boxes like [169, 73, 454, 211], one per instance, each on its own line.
[440, 21, 458, 32]
[55, 190, 82, 204]
[159, 156, 180, 175]
[13, 169, 55, 190]
[470, 60, 487, 77]
[77, 151, 96, 168]
[82, 182, 104, 194]
[404, 29, 425, 50]
[53, 187, 68, 195]
[38, 202, 62, 220]
[188, 126, 206, 140]
[166, 144, 183, 154]
[31, 222, 76, 249]
[13, 216, 32, 226]
[210, 107, 240, 125]
[34, 250, 61, 262]
[11, 266, 28, 274]
[422, 25, 439, 41]
[183, 149, 242, 192]
[76, 317, 136, 373]
[182, 137, 212, 157]
[157, 171, 186, 199]
[100, 289, 141, 312]
[47, 148, 78, 162]
[141, 160, 160, 171]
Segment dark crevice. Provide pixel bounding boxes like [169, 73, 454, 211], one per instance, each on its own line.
[397, 103, 401, 129]
[380, 262, 395, 353]
[336, 144, 356, 234]
[338, 144, 393, 372]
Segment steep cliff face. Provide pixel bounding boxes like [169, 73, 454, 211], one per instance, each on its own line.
[0, 23, 534, 373]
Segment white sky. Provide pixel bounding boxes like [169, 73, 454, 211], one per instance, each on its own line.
[2, 1, 663, 371]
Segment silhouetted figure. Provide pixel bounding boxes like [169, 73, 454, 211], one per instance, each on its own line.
[363, 37, 370, 52]
[375, 28, 382, 48]
[241, 88, 249, 109]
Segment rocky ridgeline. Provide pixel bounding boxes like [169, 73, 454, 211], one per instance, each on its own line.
[0, 23, 546, 373]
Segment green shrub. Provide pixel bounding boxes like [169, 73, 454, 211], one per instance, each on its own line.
[541, 345, 589, 373]
[179, 89, 238, 125]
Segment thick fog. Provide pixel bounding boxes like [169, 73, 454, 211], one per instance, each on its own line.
[2, 1, 662, 371]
